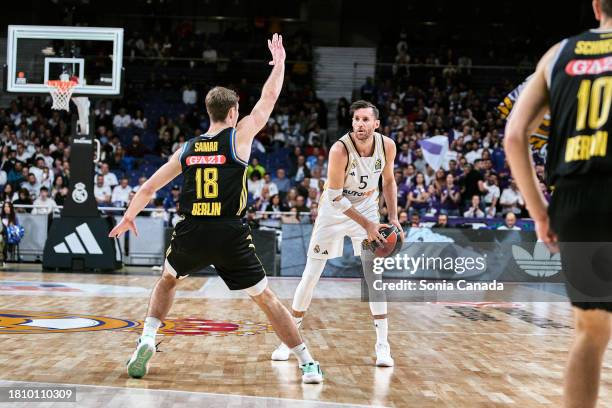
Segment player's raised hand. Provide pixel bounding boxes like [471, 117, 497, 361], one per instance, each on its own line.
[268, 33, 286, 66]
[109, 216, 138, 238]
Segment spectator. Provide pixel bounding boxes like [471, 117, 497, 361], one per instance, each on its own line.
[94, 175, 112, 205]
[98, 163, 118, 188]
[463, 195, 485, 218]
[29, 157, 47, 185]
[398, 210, 409, 227]
[264, 194, 286, 220]
[163, 185, 181, 210]
[294, 195, 310, 213]
[32, 186, 57, 215]
[247, 172, 264, 198]
[112, 108, 132, 129]
[13, 188, 32, 213]
[132, 110, 148, 130]
[133, 176, 148, 193]
[434, 213, 450, 228]
[262, 173, 279, 197]
[0, 184, 13, 203]
[125, 135, 150, 158]
[111, 177, 132, 207]
[182, 84, 197, 105]
[202, 44, 218, 64]
[291, 155, 311, 183]
[410, 213, 422, 228]
[51, 176, 69, 206]
[497, 212, 521, 230]
[247, 158, 266, 179]
[281, 207, 300, 224]
[272, 168, 291, 198]
[360, 77, 376, 101]
[407, 172, 430, 216]
[440, 173, 461, 216]
[21, 173, 40, 200]
[499, 179, 525, 215]
[156, 131, 174, 158]
[245, 206, 260, 229]
[482, 173, 500, 218]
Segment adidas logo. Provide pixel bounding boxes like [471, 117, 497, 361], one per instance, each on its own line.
[54, 223, 103, 255]
[512, 242, 562, 277]
[322, 250, 328, 255]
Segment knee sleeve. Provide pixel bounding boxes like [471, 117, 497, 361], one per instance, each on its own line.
[292, 257, 327, 312]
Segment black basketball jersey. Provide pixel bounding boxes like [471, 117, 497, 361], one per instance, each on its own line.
[178, 127, 248, 218]
[547, 29, 612, 185]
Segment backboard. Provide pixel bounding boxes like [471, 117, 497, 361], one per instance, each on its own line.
[5, 25, 123, 96]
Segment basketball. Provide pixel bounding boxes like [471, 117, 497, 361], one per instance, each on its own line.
[371, 225, 403, 258]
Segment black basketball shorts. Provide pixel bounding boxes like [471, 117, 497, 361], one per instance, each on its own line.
[165, 216, 266, 290]
[548, 175, 612, 312]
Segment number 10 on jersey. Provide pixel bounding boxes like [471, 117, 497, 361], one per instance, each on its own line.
[195, 168, 219, 199]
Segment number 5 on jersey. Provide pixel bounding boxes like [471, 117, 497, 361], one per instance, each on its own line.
[195, 168, 219, 199]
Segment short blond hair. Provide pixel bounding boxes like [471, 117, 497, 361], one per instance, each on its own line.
[205, 86, 239, 122]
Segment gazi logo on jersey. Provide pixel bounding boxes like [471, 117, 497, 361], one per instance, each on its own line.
[186, 155, 227, 166]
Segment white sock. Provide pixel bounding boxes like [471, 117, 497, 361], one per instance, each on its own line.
[293, 316, 303, 329]
[374, 318, 388, 345]
[291, 343, 314, 365]
[142, 316, 161, 338]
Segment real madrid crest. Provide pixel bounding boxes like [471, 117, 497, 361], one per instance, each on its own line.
[72, 182, 88, 204]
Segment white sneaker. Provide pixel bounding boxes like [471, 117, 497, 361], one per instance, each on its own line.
[271, 342, 291, 361]
[375, 343, 394, 367]
[300, 361, 324, 384]
[127, 335, 156, 378]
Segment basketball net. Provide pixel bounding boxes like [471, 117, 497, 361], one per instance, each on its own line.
[47, 74, 78, 112]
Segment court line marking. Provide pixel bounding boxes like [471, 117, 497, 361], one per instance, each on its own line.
[309, 328, 573, 336]
[0, 379, 384, 408]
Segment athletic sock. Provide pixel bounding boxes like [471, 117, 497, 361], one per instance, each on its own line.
[142, 316, 162, 338]
[374, 318, 388, 345]
[291, 343, 314, 365]
[293, 316, 303, 329]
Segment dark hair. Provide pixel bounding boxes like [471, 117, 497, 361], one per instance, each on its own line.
[603, 0, 612, 17]
[40, 186, 49, 192]
[349, 100, 379, 119]
[2, 201, 16, 225]
[205, 86, 239, 122]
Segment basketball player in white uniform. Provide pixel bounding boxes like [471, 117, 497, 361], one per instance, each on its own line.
[271, 100, 403, 366]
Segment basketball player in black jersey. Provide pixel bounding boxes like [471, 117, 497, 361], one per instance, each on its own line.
[505, 1, 612, 406]
[109, 34, 323, 384]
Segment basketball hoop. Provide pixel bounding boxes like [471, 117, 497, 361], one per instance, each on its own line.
[47, 79, 78, 111]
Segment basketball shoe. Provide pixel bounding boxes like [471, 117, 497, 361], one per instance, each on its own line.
[300, 361, 324, 384]
[127, 334, 156, 378]
[271, 342, 291, 361]
[375, 343, 394, 367]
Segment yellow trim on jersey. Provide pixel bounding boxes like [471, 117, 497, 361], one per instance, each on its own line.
[236, 168, 248, 215]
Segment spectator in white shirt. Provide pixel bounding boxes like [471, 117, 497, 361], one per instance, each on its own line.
[111, 177, 132, 207]
[202, 45, 218, 64]
[182, 84, 197, 105]
[21, 173, 40, 200]
[463, 195, 485, 218]
[131, 110, 148, 129]
[112, 108, 132, 129]
[16, 143, 31, 163]
[499, 179, 525, 215]
[497, 212, 521, 230]
[132, 176, 148, 193]
[482, 174, 500, 218]
[32, 187, 57, 215]
[94, 175, 112, 205]
[261, 173, 279, 197]
[97, 163, 118, 188]
[29, 157, 47, 185]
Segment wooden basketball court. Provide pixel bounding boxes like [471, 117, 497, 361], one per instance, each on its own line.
[1, 266, 611, 407]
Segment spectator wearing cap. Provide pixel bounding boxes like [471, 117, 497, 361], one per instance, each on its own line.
[164, 185, 181, 210]
[497, 212, 521, 230]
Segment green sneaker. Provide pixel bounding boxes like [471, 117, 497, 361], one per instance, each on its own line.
[300, 361, 323, 384]
[126, 335, 156, 378]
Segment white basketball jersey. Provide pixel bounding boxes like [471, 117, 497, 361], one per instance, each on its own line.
[328, 132, 386, 213]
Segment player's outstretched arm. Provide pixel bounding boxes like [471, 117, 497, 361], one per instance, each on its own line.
[380, 137, 404, 241]
[235, 33, 286, 143]
[109, 149, 182, 237]
[325, 142, 387, 245]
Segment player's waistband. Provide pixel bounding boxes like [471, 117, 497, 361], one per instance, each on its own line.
[178, 214, 243, 223]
